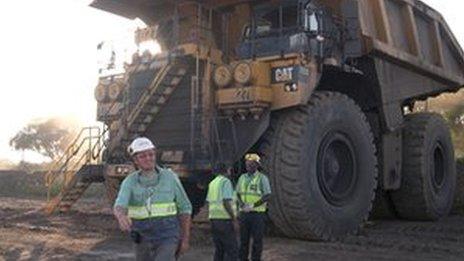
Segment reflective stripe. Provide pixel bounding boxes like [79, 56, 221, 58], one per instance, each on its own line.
[207, 176, 237, 219]
[238, 173, 267, 212]
[128, 202, 177, 219]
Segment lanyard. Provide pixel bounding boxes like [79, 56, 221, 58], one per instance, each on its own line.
[137, 169, 161, 216]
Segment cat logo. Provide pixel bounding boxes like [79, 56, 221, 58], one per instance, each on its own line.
[272, 66, 294, 83]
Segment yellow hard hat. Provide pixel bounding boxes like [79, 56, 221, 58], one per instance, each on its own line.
[245, 153, 261, 163]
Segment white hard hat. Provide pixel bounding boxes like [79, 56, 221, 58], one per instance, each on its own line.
[127, 137, 156, 156]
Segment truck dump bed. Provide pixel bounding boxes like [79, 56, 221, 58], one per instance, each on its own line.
[355, 0, 464, 87]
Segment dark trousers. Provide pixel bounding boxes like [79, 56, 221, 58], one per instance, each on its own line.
[211, 219, 239, 261]
[239, 212, 265, 261]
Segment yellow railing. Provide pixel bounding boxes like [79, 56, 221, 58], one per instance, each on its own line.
[126, 64, 173, 128]
[44, 126, 108, 201]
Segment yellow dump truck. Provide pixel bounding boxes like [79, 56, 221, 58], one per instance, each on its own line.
[45, 0, 464, 240]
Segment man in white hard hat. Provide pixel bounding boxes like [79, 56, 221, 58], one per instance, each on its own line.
[236, 153, 271, 261]
[113, 137, 192, 261]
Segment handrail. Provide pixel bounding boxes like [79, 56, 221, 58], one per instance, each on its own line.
[126, 64, 173, 127]
[91, 125, 108, 160]
[46, 127, 89, 172]
[44, 127, 100, 185]
[44, 125, 105, 201]
[46, 135, 95, 187]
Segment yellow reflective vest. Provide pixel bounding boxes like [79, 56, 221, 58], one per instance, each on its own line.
[128, 202, 177, 220]
[207, 175, 237, 219]
[237, 172, 267, 212]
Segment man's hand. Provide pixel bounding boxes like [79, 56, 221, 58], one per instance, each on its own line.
[114, 206, 132, 232]
[176, 237, 190, 258]
[117, 214, 132, 232]
[177, 214, 191, 258]
[242, 203, 253, 212]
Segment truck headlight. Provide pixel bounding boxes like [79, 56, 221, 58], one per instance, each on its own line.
[108, 82, 122, 101]
[234, 62, 252, 85]
[213, 65, 232, 87]
[94, 83, 107, 102]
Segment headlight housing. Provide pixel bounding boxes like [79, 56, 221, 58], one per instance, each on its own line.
[233, 62, 252, 85]
[94, 83, 107, 102]
[213, 65, 232, 87]
[108, 82, 122, 101]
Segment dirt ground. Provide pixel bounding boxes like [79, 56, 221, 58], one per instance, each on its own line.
[1, 196, 464, 261]
[2, 167, 464, 261]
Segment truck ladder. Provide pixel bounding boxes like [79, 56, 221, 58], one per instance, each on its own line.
[44, 126, 106, 214]
[108, 58, 191, 156]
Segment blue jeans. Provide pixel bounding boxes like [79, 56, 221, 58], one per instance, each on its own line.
[132, 216, 180, 244]
[132, 216, 180, 260]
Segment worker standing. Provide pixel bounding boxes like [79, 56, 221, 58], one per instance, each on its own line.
[207, 163, 239, 261]
[113, 137, 192, 261]
[236, 154, 271, 261]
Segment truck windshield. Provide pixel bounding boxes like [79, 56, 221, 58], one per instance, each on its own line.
[243, 4, 298, 39]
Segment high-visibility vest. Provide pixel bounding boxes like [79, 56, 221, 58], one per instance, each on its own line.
[207, 175, 237, 219]
[238, 172, 267, 212]
[128, 202, 177, 220]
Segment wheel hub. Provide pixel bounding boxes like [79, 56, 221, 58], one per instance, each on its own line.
[431, 143, 445, 191]
[317, 132, 357, 206]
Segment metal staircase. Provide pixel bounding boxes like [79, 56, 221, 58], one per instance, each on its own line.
[108, 58, 191, 157]
[44, 126, 106, 214]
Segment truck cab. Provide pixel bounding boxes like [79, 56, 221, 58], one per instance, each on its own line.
[237, 1, 330, 59]
[214, 0, 342, 118]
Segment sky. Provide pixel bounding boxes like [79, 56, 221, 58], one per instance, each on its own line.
[0, 0, 463, 163]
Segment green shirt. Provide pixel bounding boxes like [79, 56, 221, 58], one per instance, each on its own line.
[114, 167, 192, 215]
[236, 171, 272, 196]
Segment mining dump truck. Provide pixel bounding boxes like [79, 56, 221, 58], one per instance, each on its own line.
[44, 0, 464, 240]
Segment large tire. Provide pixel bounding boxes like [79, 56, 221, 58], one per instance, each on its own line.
[391, 113, 456, 220]
[260, 91, 378, 240]
[452, 158, 464, 214]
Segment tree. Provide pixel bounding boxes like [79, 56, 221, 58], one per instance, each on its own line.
[9, 118, 78, 161]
